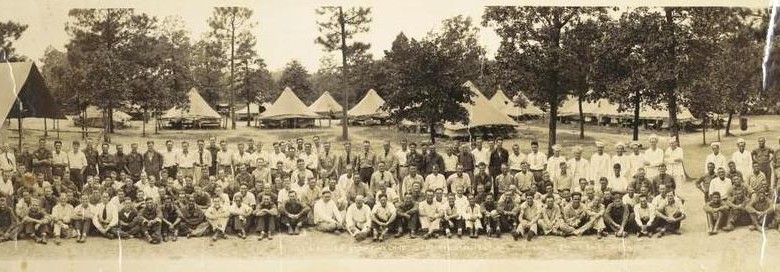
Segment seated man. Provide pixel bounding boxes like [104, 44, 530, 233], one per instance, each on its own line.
[746, 189, 775, 231]
[514, 193, 541, 241]
[229, 194, 253, 239]
[482, 194, 500, 237]
[603, 192, 631, 237]
[117, 198, 141, 239]
[312, 191, 342, 233]
[704, 192, 729, 235]
[633, 194, 656, 237]
[160, 196, 181, 242]
[255, 194, 279, 240]
[539, 195, 569, 236]
[0, 196, 22, 243]
[582, 195, 608, 237]
[23, 200, 51, 244]
[50, 195, 74, 245]
[205, 197, 230, 242]
[91, 192, 119, 239]
[345, 195, 372, 241]
[418, 190, 441, 239]
[71, 195, 92, 243]
[724, 186, 750, 231]
[395, 193, 419, 238]
[441, 194, 463, 238]
[371, 194, 396, 242]
[280, 191, 310, 235]
[653, 191, 686, 237]
[139, 197, 163, 244]
[179, 195, 210, 238]
[562, 192, 588, 236]
[497, 191, 519, 235]
[462, 195, 483, 238]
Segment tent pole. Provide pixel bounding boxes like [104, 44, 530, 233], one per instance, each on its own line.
[16, 99, 22, 150]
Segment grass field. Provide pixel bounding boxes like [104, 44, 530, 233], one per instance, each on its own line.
[1, 116, 779, 272]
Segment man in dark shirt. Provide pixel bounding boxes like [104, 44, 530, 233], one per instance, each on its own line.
[143, 141, 164, 179]
[473, 162, 493, 196]
[207, 137, 220, 176]
[394, 193, 419, 238]
[114, 144, 128, 176]
[32, 138, 53, 182]
[125, 143, 144, 181]
[82, 139, 100, 178]
[23, 200, 51, 244]
[16, 143, 33, 172]
[0, 196, 21, 242]
[255, 194, 278, 240]
[697, 162, 717, 202]
[407, 143, 424, 177]
[160, 196, 180, 242]
[457, 145, 475, 182]
[489, 138, 509, 178]
[98, 143, 117, 180]
[604, 192, 630, 237]
[179, 196, 209, 238]
[140, 197, 162, 244]
[281, 191, 309, 235]
[117, 199, 141, 239]
[424, 145, 445, 176]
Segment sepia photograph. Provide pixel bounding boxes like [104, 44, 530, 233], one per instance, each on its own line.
[1, 0, 779, 271]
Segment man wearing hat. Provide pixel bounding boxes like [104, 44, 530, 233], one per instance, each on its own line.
[706, 142, 727, 174]
[611, 143, 630, 178]
[589, 141, 612, 182]
[731, 138, 753, 180]
[627, 142, 645, 179]
[546, 144, 566, 181]
[664, 139, 685, 184]
[567, 146, 589, 184]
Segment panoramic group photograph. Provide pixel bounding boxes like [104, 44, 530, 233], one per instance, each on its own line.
[1, 0, 779, 271]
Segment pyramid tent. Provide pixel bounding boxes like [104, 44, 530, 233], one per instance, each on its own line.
[348, 89, 389, 118]
[259, 87, 320, 120]
[632, 105, 696, 122]
[161, 88, 221, 119]
[558, 95, 613, 117]
[85, 106, 132, 122]
[0, 62, 66, 124]
[489, 89, 544, 117]
[444, 81, 518, 132]
[308, 91, 343, 115]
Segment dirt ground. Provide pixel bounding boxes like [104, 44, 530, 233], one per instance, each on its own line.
[1, 116, 779, 272]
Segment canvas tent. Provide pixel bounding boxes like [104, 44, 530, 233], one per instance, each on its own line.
[160, 88, 222, 129]
[489, 89, 544, 118]
[347, 89, 389, 118]
[443, 81, 518, 138]
[236, 102, 272, 120]
[308, 91, 343, 117]
[75, 106, 133, 129]
[0, 62, 66, 147]
[258, 87, 319, 128]
[558, 95, 696, 126]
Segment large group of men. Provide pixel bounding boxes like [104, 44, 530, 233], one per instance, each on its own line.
[0, 133, 778, 246]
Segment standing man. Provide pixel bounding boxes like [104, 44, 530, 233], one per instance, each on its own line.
[51, 141, 69, 179]
[456, 145, 475, 182]
[395, 139, 410, 184]
[589, 142, 611, 182]
[526, 141, 547, 183]
[176, 141, 196, 179]
[207, 137, 220, 176]
[0, 144, 16, 176]
[706, 142, 727, 174]
[424, 144, 445, 176]
[376, 141, 398, 180]
[114, 144, 128, 176]
[194, 140, 213, 183]
[731, 138, 753, 181]
[125, 143, 144, 181]
[643, 135, 665, 180]
[472, 140, 490, 170]
[751, 137, 773, 186]
[665, 139, 685, 184]
[319, 142, 338, 180]
[32, 138, 53, 181]
[489, 138, 509, 178]
[611, 143, 630, 178]
[508, 144, 526, 176]
[216, 141, 233, 176]
[568, 146, 590, 184]
[160, 140, 179, 179]
[546, 145, 565, 180]
[143, 141, 163, 179]
[67, 141, 88, 191]
[407, 143, 425, 180]
[97, 143, 116, 180]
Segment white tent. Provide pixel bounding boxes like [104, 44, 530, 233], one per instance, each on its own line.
[161, 88, 222, 119]
[308, 91, 343, 115]
[347, 89, 389, 118]
[259, 87, 320, 120]
[559, 95, 696, 122]
[489, 89, 544, 117]
[236, 102, 272, 118]
[444, 81, 518, 135]
[85, 106, 132, 122]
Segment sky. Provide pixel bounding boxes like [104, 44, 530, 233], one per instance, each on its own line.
[2, 0, 770, 72]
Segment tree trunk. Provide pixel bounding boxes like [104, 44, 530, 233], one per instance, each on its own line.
[43, 117, 48, 137]
[81, 106, 87, 139]
[725, 111, 734, 136]
[633, 89, 641, 141]
[429, 122, 436, 144]
[665, 8, 680, 144]
[154, 113, 159, 134]
[142, 107, 147, 137]
[229, 15, 237, 130]
[702, 115, 707, 145]
[546, 20, 563, 157]
[339, 7, 350, 141]
[108, 107, 115, 133]
[577, 95, 585, 139]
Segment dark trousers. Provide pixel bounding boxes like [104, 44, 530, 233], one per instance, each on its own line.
[281, 215, 303, 227]
[359, 167, 374, 184]
[164, 166, 178, 179]
[484, 215, 500, 230]
[161, 221, 178, 236]
[72, 219, 91, 236]
[394, 213, 419, 233]
[70, 169, 85, 191]
[85, 165, 98, 178]
[24, 222, 51, 237]
[52, 165, 67, 179]
[142, 221, 162, 241]
[256, 214, 277, 233]
[441, 218, 464, 231]
[499, 215, 516, 231]
[118, 219, 142, 237]
[231, 216, 249, 232]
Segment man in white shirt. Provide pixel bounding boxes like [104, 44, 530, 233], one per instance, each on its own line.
[705, 142, 727, 174]
[91, 193, 119, 239]
[589, 142, 612, 182]
[731, 138, 753, 180]
[161, 140, 179, 178]
[442, 145, 459, 177]
[643, 135, 665, 180]
[608, 164, 629, 194]
[424, 165, 446, 194]
[300, 143, 319, 178]
[312, 190, 343, 234]
[664, 139, 685, 184]
[527, 141, 548, 182]
[0, 144, 16, 174]
[216, 141, 233, 175]
[627, 142, 646, 179]
[67, 141, 88, 190]
[345, 195, 372, 241]
[709, 168, 733, 200]
[508, 144, 526, 176]
[611, 143, 630, 178]
[178, 141, 198, 179]
[370, 162, 397, 194]
[472, 140, 490, 168]
[633, 194, 656, 237]
[568, 146, 590, 183]
[395, 139, 410, 182]
[546, 144, 565, 180]
[371, 194, 397, 242]
[51, 140, 70, 179]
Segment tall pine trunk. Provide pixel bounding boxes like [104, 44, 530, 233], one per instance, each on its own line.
[339, 7, 350, 141]
[725, 112, 734, 136]
[633, 89, 641, 141]
[429, 122, 436, 144]
[577, 95, 585, 139]
[142, 107, 147, 137]
[665, 8, 680, 144]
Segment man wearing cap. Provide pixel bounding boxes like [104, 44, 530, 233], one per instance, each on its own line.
[706, 142, 727, 174]
[526, 141, 547, 182]
[589, 141, 612, 182]
[611, 143, 630, 178]
[643, 135, 665, 180]
[546, 145, 566, 181]
[751, 137, 773, 185]
[627, 142, 646, 179]
[664, 139, 685, 184]
[731, 139, 753, 181]
[568, 146, 590, 184]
